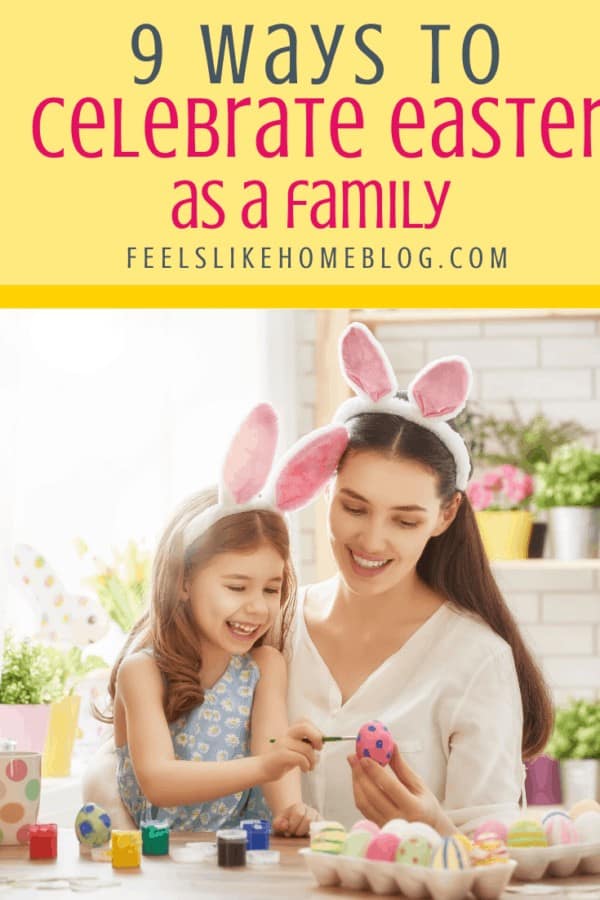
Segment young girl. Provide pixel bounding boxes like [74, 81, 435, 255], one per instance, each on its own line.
[94, 403, 348, 835]
[285, 324, 554, 836]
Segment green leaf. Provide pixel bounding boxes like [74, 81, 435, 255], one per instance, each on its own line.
[546, 698, 600, 759]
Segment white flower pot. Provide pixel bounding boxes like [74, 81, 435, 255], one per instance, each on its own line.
[549, 507, 600, 560]
[560, 759, 600, 806]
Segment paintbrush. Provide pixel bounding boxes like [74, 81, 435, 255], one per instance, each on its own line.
[269, 735, 355, 744]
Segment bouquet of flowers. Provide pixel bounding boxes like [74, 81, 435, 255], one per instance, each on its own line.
[76, 538, 151, 633]
[467, 464, 534, 511]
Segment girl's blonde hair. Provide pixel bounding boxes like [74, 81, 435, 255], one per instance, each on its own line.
[95, 489, 296, 723]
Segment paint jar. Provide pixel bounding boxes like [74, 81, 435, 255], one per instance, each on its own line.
[141, 820, 170, 856]
[216, 828, 247, 867]
[241, 818, 270, 850]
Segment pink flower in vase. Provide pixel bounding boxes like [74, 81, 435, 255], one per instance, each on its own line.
[482, 470, 502, 490]
[466, 482, 494, 511]
[468, 465, 533, 510]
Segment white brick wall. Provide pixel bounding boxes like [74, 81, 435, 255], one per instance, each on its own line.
[291, 310, 600, 703]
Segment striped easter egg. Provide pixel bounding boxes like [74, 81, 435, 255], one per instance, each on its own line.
[432, 836, 470, 870]
[542, 810, 579, 845]
[310, 821, 347, 854]
[507, 819, 548, 847]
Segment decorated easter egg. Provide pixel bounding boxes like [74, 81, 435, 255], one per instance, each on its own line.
[572, 811, 600, 844]
[472, 833, 509, 866]
[351, 818, 380, 835]
[381, 818, 410, 839]
[74, 803, 112, 847]
[570, 799, 600, 820]
[395, 835, 433, 867]
[473, 819, 508, 842]
[402, 822, 443, 851]
[507, 819, 548, 847]
[541, 810, 579, 845]
[356, 720, 394, 766]
[365, 832, 401, 862]
[310, 821, 346, 854]
[452, 831, 474, 858]
[432, 835, 470, 870]
[343, 831, 372, 857]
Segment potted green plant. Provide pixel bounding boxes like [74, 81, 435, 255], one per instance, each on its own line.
[546, 699, 600, 804]
[0, 632, 106, 775]
[533, 444, 600, 559]
[457, 404, 591, 557]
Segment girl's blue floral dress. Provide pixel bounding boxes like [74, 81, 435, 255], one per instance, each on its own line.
[116, 652, 270, 829]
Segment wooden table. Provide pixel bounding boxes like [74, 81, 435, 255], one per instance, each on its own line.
[2, 830, 600, 898]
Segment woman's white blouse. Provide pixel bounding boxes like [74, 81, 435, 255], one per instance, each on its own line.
[286, 578, 524, 834]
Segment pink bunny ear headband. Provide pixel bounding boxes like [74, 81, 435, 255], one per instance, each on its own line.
[183, 403, 349, 548]
[333, 323, 473, 491]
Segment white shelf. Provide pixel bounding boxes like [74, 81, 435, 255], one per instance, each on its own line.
[491, 559, 600, 570]
[350, 308, 600, 325]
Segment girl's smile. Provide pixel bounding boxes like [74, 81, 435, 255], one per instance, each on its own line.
[185, 544, 285, 656]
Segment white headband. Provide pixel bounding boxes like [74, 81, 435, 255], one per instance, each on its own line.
[333, 324, 473, 491]
[184, 403, 349, 548]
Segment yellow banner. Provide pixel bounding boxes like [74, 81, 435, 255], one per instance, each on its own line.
[3, 2, 600, 285]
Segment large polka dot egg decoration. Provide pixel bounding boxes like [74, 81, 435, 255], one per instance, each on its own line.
[355, 720, 394, 766]
[75, 803, 112, 847]
[0, 753, 41, 846]
[395, 834, 434, 867]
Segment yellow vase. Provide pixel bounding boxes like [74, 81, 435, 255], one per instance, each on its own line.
[475, 510, 533, 561]
[42, 695, 81, 777]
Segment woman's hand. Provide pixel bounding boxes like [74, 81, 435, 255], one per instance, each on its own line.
[272, 802, 321, 837]
[260, 719, 323, 783]
[348, 744, 454, 836]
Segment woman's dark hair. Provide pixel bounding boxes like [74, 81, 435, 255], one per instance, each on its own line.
[340, 411, 553, 760]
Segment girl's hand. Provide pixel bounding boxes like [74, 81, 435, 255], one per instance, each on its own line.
[261, 719, 323, 783]
[348, 744, 454, 836]
[272, 802, 321, 837]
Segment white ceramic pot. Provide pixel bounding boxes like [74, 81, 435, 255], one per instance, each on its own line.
[549, 507, 600, 560]
[560, 758, 600, 807]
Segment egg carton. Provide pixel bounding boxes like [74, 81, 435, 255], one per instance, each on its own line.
[299, 849, 516, 900]
[508, 840, 600, 881]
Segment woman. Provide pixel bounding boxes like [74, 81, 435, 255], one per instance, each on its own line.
[84, 324, 552, 837]
[282, 323, 552, 836]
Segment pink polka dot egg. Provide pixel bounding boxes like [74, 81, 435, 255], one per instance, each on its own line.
[356, 720, 394, 766]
